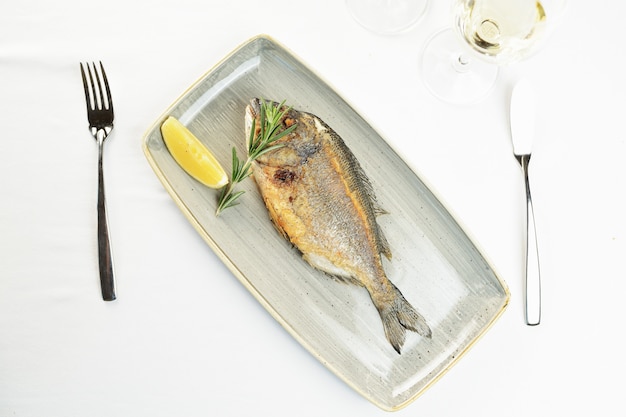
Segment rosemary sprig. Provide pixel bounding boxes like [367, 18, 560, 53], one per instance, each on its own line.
[216, 99, 297, 216]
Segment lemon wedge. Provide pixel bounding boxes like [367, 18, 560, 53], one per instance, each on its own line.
[161, 116, 228, 189]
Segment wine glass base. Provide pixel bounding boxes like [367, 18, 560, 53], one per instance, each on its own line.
[421, 29, 498, 104]
[346, 0, 429, 35]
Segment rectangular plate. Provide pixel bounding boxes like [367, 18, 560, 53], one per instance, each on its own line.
[142, 34, 509, 411]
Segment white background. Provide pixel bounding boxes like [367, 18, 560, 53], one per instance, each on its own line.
[1, 1, 624, 416]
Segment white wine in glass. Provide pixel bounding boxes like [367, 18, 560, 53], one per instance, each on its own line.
[422, 0, 564, 104]
[457, 0, 547, 64]
[346, 0, 430, 35]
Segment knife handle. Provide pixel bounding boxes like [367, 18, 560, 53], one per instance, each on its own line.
[521, 155, 541, 325]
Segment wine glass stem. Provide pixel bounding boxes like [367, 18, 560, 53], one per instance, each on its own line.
[453, 53, 472, 73]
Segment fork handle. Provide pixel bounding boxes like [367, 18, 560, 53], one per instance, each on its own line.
[97, 135, 116, 301]
[519, 154, 541, 325]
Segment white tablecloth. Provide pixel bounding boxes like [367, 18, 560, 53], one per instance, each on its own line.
[2, 1, 624, 416]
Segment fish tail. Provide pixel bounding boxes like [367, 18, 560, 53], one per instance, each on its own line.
[376, 284, 432, 354]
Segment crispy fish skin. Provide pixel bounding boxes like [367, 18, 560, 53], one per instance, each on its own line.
[247, 99, 431, 353]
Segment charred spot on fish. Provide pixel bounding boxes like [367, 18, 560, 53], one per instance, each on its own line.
[273, 168, 297, 185]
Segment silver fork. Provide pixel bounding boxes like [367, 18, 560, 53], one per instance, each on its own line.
[80, 61, 116, 301]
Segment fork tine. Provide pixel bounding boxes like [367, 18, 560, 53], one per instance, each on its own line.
[79, 63, 93, 111]
[88, 63, 99, 109]
[86, 63, 99, 110]
[99, 61, 113, 112]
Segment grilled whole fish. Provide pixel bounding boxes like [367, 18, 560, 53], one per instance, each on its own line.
[246, 99, 431, 353]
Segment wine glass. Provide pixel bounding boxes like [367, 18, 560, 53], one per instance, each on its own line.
[346, 0, 430, 35]
[421, 0, 566, 104]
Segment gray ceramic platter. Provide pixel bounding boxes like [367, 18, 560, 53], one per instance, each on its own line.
[143, 34, 509, 411]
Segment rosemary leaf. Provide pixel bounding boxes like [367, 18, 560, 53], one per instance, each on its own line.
[253, 143, 288, 160]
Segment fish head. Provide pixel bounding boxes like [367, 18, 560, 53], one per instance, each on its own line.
[245, 98, 322, 168]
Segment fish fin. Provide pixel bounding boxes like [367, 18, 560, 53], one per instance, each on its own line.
[260, 191, 292, 242]
[376, 284, 431, 354]
[326, 273, 363, 287]
[377, 227, 392, 260]
[268, 212, 290, 241]
[374, 207, 389, 218]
